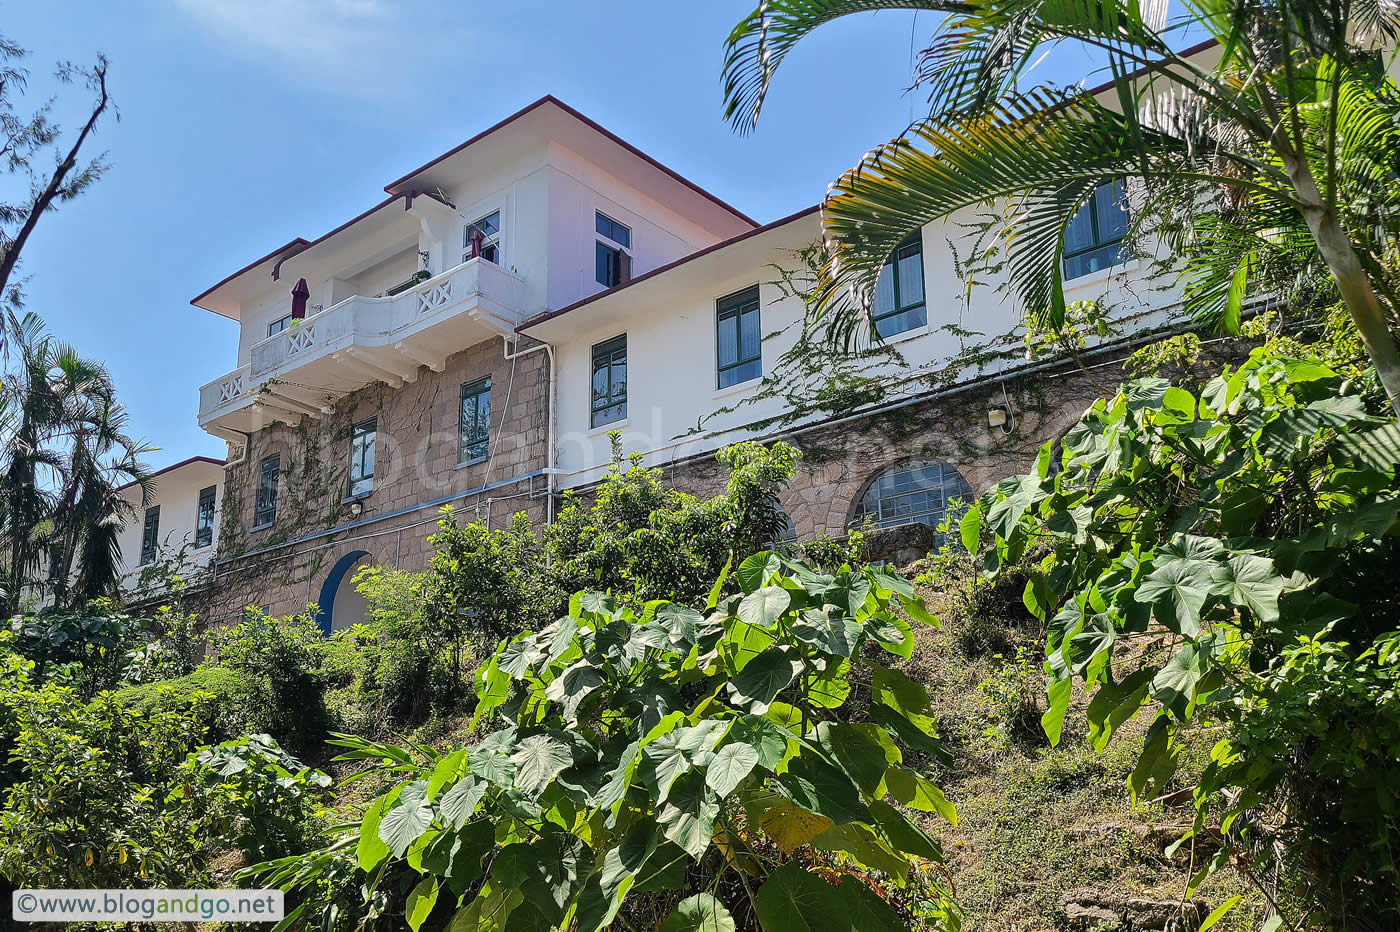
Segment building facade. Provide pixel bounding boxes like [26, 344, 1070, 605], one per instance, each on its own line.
[115, 455, 226, 599]
[191, 96, 1187, 631]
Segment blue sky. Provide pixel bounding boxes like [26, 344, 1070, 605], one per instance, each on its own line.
[5, 1, 1107, 469]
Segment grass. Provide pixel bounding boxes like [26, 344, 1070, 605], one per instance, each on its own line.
[898, 573, 1271, 931]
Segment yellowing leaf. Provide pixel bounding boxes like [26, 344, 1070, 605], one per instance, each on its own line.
[758, 800, 833, 853]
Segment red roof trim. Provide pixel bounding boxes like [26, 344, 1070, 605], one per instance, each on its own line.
[118, 455, 226, 493]
[384, 95, 760, 228]
[191, 194, 406, 308]
[519, 203, 819, 334]
[1083, 37, 1221, 98]
[190, 238, 310, 309]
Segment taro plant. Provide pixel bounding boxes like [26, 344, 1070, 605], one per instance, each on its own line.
[246, 555, 961, 931]
[962, 346, 1400, 926]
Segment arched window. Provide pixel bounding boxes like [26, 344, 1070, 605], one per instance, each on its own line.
[849, 461, 973, 543]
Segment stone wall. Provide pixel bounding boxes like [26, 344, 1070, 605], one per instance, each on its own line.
[664, 365, 1110, 540]
[200, 336, 551, 627]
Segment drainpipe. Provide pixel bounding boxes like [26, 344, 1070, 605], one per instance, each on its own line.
[500, 335, 556, 525]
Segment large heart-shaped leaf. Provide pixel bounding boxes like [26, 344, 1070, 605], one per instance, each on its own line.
[727, 646, 803, 713]
[738, 585, 791, 629]
[1135, 557, 1213, 636]
[706, 742, 760, 798]
[511, 734, 575, 796]
[659, 894, 737, 932]
[378, 782, 434, 857]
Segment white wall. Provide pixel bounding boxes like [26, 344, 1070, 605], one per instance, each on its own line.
[115, 459, 225, 588]
[549, 208, 1185, 488]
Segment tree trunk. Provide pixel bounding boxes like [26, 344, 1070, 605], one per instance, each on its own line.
[1279, 146, 1400, 418]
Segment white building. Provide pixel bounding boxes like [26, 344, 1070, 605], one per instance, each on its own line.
[187, 92, 1188, 629]
[115, 455, 225, 595]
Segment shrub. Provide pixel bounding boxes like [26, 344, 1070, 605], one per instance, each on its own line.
[112, 664, 260, 742]
[210, 608, 329, 752]
[175, 733, 332, 863]
[422, 512, 552, 647]
[7, 602, 141, 693]
[0, 683, 210, 887]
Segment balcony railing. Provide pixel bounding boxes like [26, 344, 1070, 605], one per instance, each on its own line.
[199, 258, 524, 433]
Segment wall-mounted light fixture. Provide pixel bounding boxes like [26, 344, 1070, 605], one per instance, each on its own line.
[990, 383, 1017, 435]
[349, 500, 364, 518]
[987, 406, 1009, 429]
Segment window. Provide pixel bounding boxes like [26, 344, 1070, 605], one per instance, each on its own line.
[717, 286, 762, 388]
[459, 378, 492, 463]
[1063, 181, 1128, 280]
[850, 460, 973, 547]
[591, 335, 627, 427]
[348, 417, 376, 498]
[463, 210, 502, 264]
[140, 505, 160, 565]
[596, 212, 632, 287]
[195, 486, 216, 549]
[254, 454, 280, 528]
[872, 235, 927, 338]
[268, 315, 292, 337]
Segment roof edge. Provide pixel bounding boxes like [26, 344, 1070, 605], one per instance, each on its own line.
[384, 95, 760, 229]
[119, 455, 227, 493]
[519, 202, 819, 333]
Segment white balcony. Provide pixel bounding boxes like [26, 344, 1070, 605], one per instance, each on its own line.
[199, 258, 524, 437]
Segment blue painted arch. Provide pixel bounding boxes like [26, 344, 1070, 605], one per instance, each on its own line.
[314, 550, 371, 635]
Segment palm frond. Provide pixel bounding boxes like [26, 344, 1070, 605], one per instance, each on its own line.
[721, 0, 968, 134]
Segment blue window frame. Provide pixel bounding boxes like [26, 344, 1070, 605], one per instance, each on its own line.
[872, 236, 926, 338]
[591, 335, 627, 427]
[596, 212, 632, 287]
[459, 378, 491, 463]
[1063, 181, 1128, 279]
[195, 486, 216, 549]
[140, 506, 160, 565]
[348, 417, 376, 498]
[717, 286, 762, 388]
[254, 454, 280, 528]
[850, 460, 973, 547]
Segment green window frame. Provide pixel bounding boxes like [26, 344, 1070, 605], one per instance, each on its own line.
[254, 454, 280, 528]
[195, 486, 216, 549]
[716, 285, 762, 388]
[459, 378, 492, 463]
[591, 335, 627, 428]
[871, 235, 927, 338]
[140, 505, 160, 565]
[348, 417, 376, 498]
[1063, 181, 1128, 279]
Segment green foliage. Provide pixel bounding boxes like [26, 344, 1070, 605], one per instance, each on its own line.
[424, 511, 553, 645]
[112, 663, 260, 742]
[964, 345, 1400, 924]
[246, 556, 960, 931]
[210, 607, 330, 752]
[0, 682, 209, 887]
[175, 732, 331, 862]
[7, 602, 139, 691]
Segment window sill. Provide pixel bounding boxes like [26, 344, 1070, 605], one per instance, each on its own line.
[453, 455, 487, 471]
[193, 543, 212, 551]
[251, 521, 275, 533]
[713, 376, 761, 400]
[341, 493, 373, 505]
[1064, 258, 1140, 289]
[587, 418, 628, 436]
[878, 322, 931, 346]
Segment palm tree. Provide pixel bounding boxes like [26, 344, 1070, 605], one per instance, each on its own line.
[721, 0, 1400, 416]
[0, 312, 153, 612]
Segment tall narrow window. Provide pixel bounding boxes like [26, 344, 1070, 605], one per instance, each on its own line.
[595, 212, 631, 287]
[348, 418, 377, 498]
[871, 235, 927, 338]
[459, 378, 492, 463]
[464, 210, 502, 264]
[1063, 181, 1128, 279]
[140, 506, 161, 565]
[591, 335, 627, 427]
[195, 486, 216, 549]
[268, 315, 292, 337]
[254, 454, 280, 528]
[716, 286, 762, 388]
